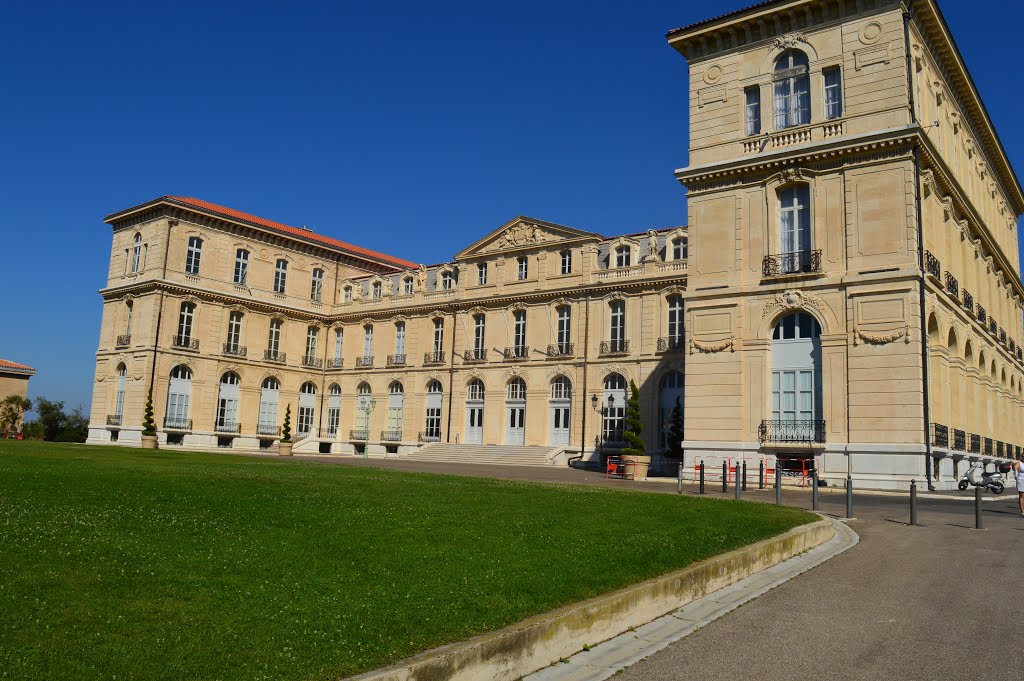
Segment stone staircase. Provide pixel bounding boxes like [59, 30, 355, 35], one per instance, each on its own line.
[405, 443, 560, 467]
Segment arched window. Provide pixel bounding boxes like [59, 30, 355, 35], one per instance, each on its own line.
[773, 50, 810, 129]
[166, 365, 193, 429]
[506, 378, 527, 444]
[466, 379, 485, 444]
[550, 376, 571, 446]
[326, 384, 342, 438]
[769, 312, 823, 442]
[440, 270, 453, 290]
[130, 233, 142, 273]
[602, 374, 627, 445]
[659, 371, 685, 450]
[113, 363, 127, 421]
[297, 382, 317, 437]
[216, 372, 241, 432]
[423, 380, 443, 442]
[258, 378, 280, 435]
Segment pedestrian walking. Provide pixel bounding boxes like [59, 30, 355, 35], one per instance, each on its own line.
[1014, 458, 1024, 517]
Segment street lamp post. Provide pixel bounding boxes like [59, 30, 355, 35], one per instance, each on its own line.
[591, 393, 615, 463]
[360, 397, 376, 458]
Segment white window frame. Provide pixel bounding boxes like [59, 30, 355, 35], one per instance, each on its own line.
[185, 237, 202, 275]
[273, 259, 288, 294]
[560, 250, 572, 275]
[394, 321, 406, 355]
[227, 311, 243, 349]
[440, 270, 453, 290]
[233, 249, 249, 285]
[513, 310, 527, 351]
[824, 66, 842, 120]
[778, 185, 812, 257]
[745, 86, 761, 136]
[177, 303, 195, 340]
[267, 319, 282, 354]
[477, 263, 488, 286]
[773, 50, 811, 130]
[432, 318, 444, 355]
[310, 268, 324, 302]
[131, 233, 142, 273]
[556, 306, 571, 350]
[473, 315, 486, 353]
[614, 246, 631, 268]
[517, 256, 528, 280]
[305, 326, 319, 359]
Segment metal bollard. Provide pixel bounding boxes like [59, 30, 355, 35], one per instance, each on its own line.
[677, 462, 683, 495]
[742, 462, 748, 491]
[759, 461, 765, 489]
[845, 475, 854, 519]
[722, 462, 728, 493]
[811, 466, 819, 511]
[699, 461, 706, 495]
[909, 479, 917, 526]
[975, 484, 983, 530]
[775, 464, 782, 506]
[734, 467, 741, 500]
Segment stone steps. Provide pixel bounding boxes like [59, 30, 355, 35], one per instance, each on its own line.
[406, 443, 557, 467]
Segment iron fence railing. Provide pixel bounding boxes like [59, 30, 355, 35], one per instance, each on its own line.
[924, 250, 941, 279]
[302, 355, 323, 368]
[969, 433, 981, 454]
[546, 343, 574, 358]
[163, 417, 192, 430]
[931, 423, 949, 448]
[988, 318, 997, 335]
[463, 348, 488, 363]
[386, 354, 407, 367]
[944, 272, 959, 298]
[106, 414, 122, 426]
[962, 290, 974, 314]
[172, 336, 199, 350]
[599, 339, 630, 355]
[349, 429, 369, 440]
[657, 336, 685, 352]
[762, 250, 822, 277]
[355, 356, 374, 368]
[758, 419, 826, 444]
[215, 422, 241, 434]
[223, 343, 247, 357]
[977, 306, 987, 325]
[380, 430, 403, 442]
[264, 349, 286, 363]
[116, 334, 131, 347]
[256, 424, 280, 436]
[984, 437, 993, 455]
[503, 346, 530, 360]
[326, 358, 344, 368]
[418, 432, 442, 443]
[953, 429, 966, 452]
[423, 351, 446, 365]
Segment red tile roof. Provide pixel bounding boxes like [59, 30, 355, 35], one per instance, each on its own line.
[0, 359, 35, 373]
[167, 196, 418, 270]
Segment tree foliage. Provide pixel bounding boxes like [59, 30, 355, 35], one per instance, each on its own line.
[621, 380, 646, 458]
[281, 404, 292, 442]
[0, 394, 31, 433]
[24, 397, 88, 443]
[666, 396, 684, 459]
[142, 389, 156, 436]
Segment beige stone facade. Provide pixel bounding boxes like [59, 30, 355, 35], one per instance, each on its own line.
[1, 359, 35, 431]
[89, 0, 1024, 488]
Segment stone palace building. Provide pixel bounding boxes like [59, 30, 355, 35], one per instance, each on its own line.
[88, 0, 1024, 488]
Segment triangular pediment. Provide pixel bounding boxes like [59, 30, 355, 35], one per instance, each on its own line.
[455, 216, 603, 260]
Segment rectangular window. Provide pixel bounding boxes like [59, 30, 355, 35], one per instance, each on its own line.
[363, 325, 373, 357]
[343, 286, 352, 303]
[557, 306, 571, 350]
[477, 263, 488, 285]
[474, 315, 486, 353]
[667, 296, 683, 342]
[310, 268, 324, 302]
[779, 185, 811, 257]
[267, 319, 282, 354]
[177, 303, 194, 340]
[233, 249, 249, 285]
[395, 321, 406, 354]
[372, 281, 382, 298]
[185, 237, 202, 275]
[227, 311, 242, 348]
[614, 246, 631, 268]
[824, 67, 842, 120]
[425, 408, 441, 439]
[131, 236, 142, 274]
[124, 303, 133, 336]
[745, 86, 761, 136]
[334, 328, 343, 360]
[273, 259, 287, 294]
[441, 271, 453, 290]
[433, 318, 444, 354]
[560, 250, 572, 275]
[517, 256, 528, 280]
[403, 278, 413, 295]
[610, 301, 625, 344]
[671, 237, 688, 260]
[513, 310, 527, 350]
[305, 326, 319, 358]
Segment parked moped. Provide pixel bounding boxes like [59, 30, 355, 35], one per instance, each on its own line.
[958, 461, 1005, 494]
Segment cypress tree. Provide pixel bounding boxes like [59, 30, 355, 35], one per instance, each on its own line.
[621, 380, 646, 458]
[142, 389, 157, 436]
[281, 403, 292, 442]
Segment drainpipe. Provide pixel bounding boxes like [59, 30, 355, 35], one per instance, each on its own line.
[579, 292, 591, 459]
[446, 311, 456, 443]
[148, 216, 175, 401]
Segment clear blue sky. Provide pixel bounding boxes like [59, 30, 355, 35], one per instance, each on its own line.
[2, 0, 1022, 412]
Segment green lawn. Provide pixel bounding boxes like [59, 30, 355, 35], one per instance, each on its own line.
[0, 442, 814, 680]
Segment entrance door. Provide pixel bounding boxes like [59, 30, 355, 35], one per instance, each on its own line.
[506, 406, 525, 445]
[466, 406, 483, 444]
[550, 406, 570, 445]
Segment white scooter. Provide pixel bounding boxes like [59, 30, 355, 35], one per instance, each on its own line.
[958, 461, 1005, 494]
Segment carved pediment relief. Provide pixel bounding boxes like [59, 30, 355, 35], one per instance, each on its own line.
[455, 217, 601, 260]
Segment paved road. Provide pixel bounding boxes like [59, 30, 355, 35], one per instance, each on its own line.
[261, 454, 1024, 680]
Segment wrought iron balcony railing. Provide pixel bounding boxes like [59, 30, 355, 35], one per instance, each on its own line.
[256, 424, 280, 436]
[953, 429, 966, 452]
[172, 336, 199, 350]
[997, 441, 1004, 458]
[988, 317, 997, 335]
[355, 356, 374, 368]
[546, 343, 574, 358]
[106, 414, 122, 426]
[599, 339, 630, 356]
[264, 349, 286, 363]
[215, 422, 241, 434]
[999, 328, 1007, 345]
[969, 433, 981, 454]
[295, 429, 311, 439]
[116, 334, 131, 347]
[962, 290, 974, 314]
[326, 358, 344, 369]
[762, 250, 822, 278]
[350, 429, 369, 441]
[222, 343, 247, 357]
[931, 423, 949, 448]
[924, 250, 941, 280]
[418, 431, 442, 443]
[380, 430, 402, 442]
[503, 346, 530, 361]
[977, 306, 987, 325]
[423, 351, 446, 366]
[302, 355, 323, 368]
[944, 272, 959, 299]
[758, 419, 826, 444]
[1017, 348, 1023, 362]
[984, 437, 993, 456]
[386, 354, 407, 367]
[463, 348, 488, 363]
[163, 417, 192, 431]
[657, 336, 685, 352]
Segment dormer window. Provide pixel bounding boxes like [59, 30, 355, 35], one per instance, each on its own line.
[477, 263, 488, 285]
[614, 245, 631, 268]
[773, 50, 810, 129]
[517, 256, 528, 280]
[343, 286, 352, 303]
[560, 250, 572, 275]
[372, 281, 382, 299]
[671, 237, 688, 260]
[440, 270, 453, 290]
[402, 277, 413, 295]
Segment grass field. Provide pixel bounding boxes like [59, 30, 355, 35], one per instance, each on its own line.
[0, 442, 814, 680]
